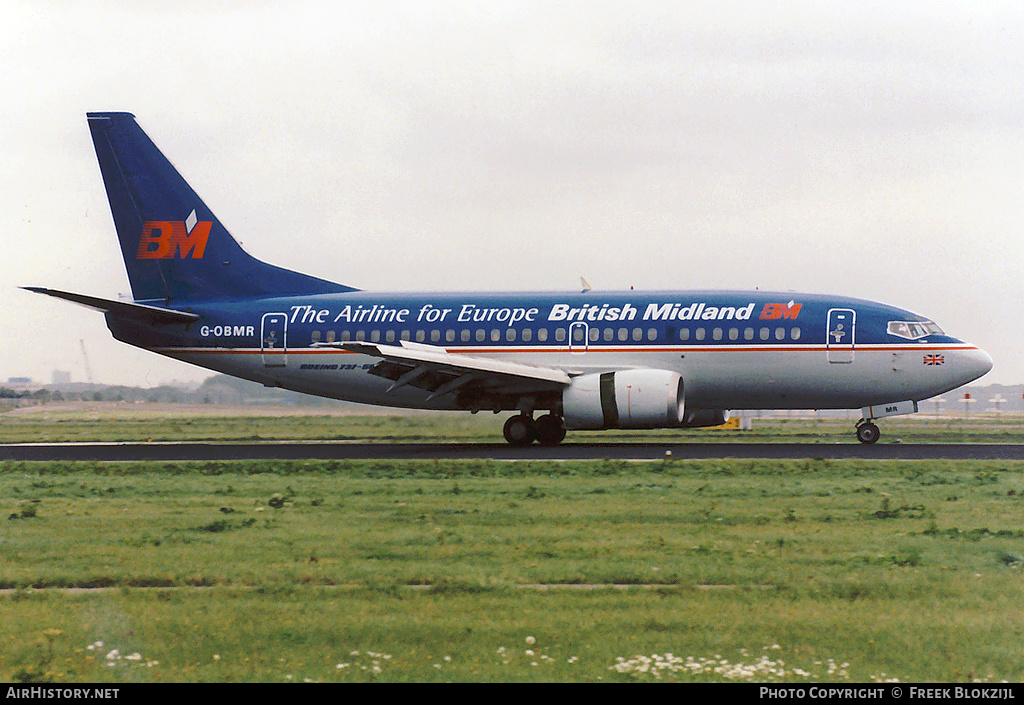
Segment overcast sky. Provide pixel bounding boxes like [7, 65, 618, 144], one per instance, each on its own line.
[3, 1, 1021, 390]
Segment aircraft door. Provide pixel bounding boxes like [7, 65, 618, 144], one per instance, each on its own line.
[261, 313, 288, 367]
[569, 322, 589, 354]
[826, 309, 855, 364]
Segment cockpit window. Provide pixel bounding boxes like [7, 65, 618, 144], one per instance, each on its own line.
[887, 320, 944, 340]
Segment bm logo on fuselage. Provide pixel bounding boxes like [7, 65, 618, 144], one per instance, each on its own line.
[760, 302, 802, 320]
[137, 213, 212, 260]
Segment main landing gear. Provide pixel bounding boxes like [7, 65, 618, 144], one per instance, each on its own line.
[855, 419, 881, 444]
[502, 413, 567, 446]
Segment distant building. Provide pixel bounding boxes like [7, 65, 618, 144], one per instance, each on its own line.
[52, 370, 71, 385]
[7, 377, 31, 385]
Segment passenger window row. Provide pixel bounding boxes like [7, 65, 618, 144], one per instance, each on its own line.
[308, 325, 803, 345]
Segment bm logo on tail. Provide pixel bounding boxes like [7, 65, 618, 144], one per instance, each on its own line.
[137, 209, 211, 259]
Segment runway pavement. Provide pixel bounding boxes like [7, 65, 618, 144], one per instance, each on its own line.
[3, 441, 1023, 462]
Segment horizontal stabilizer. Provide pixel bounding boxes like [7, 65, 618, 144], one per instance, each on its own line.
[23, 287, 199, 325]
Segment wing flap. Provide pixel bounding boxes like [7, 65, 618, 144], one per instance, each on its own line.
[315, 340, 571, 396]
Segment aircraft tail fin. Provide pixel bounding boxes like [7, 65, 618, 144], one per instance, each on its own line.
[87, 112, 356, 302]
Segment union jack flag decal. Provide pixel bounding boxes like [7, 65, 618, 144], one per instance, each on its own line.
[923, 354, 945, 366]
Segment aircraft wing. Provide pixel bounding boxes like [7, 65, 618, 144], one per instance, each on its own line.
[314, 340, 571, 401]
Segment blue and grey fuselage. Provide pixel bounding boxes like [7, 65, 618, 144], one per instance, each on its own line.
[27, 113, 992, 445]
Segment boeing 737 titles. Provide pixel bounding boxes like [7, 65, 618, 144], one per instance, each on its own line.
[25, 113, 993, 445]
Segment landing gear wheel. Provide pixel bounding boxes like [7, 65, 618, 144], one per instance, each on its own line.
[534, 414, 566, 446]
[503, 415, 537, 446]
[856, 421, 881, 445]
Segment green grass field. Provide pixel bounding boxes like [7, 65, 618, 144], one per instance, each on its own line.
[4, 449, 1024, 682]
[1, 403, 1022, 444]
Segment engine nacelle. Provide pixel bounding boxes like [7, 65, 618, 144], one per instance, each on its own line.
[562, 369, 685, 430]
[682, 408, 730, 428]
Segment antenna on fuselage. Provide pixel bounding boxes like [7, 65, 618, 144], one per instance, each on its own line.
[580, 277, 591, 293]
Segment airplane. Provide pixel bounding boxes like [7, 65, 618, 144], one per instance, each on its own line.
[25, 112, 993, 446]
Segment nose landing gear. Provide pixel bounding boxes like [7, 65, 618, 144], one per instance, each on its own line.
[855, 419, 881, 444]
[854, 401, 919, 444]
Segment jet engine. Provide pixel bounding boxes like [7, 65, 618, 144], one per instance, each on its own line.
[562, 369, 686, 429]
[561, 370, 730, 430]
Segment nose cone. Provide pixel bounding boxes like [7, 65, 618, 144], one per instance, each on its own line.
[955, 347, 994, 386]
